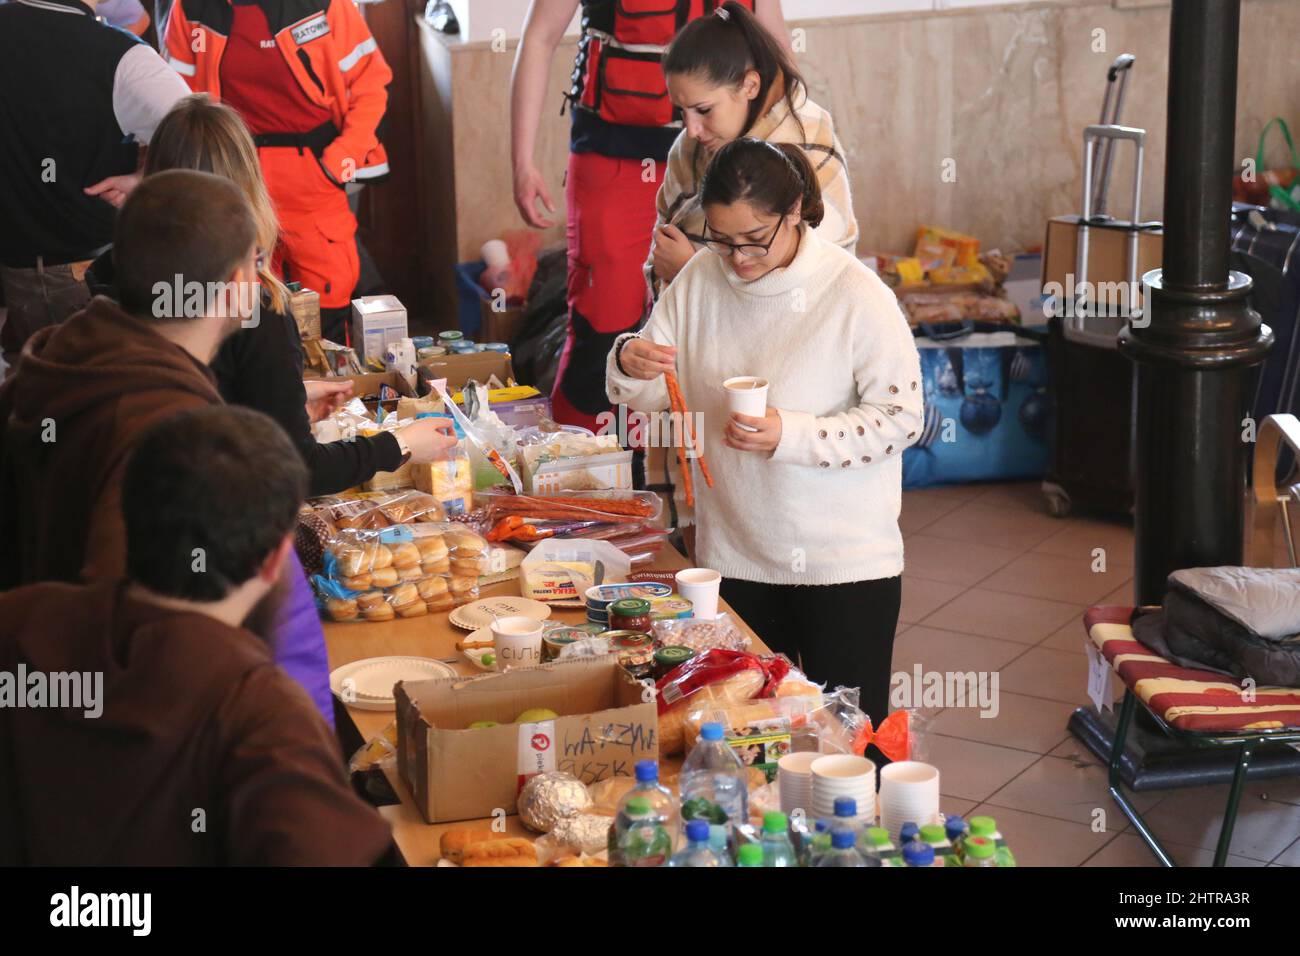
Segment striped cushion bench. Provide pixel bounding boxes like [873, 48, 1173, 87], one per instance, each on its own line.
[1085, 605, 1300, 734]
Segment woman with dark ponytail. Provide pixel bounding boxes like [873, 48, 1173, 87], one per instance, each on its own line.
[608, 138, 921, 738]
[647, 1, 856, 297]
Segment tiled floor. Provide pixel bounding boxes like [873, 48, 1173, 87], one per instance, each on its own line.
[895, 480, 1300, 867]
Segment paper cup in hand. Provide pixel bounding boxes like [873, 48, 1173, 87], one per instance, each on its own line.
[675, 568, 722, 620]
[491, 616, 544, 667]
[724, 377, 768, 433]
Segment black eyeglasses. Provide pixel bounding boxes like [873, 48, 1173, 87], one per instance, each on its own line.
[684, 218, 783, 259]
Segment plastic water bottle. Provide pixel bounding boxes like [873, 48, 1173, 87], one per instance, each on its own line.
[945, 814, 969, 859]
[816, 829, 870, 867]
[680, 722, 749, 849]
[737, 844, 764, 867]
[669, 819, 733, 867]
[963, 835, 998, 867]
[614, 797, 673, 867]
[608, 760, 678, 867]
[831, 796, 861, 842]
[759, 812, 798, 867]
[804, 820, 832, 867]
[902, 841, 936, 868]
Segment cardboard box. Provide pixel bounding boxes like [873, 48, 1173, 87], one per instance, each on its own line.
[1042, 216, 1163, 316]
[394, 656, 657, 824]
[418, 352, 514, 390]
[351, 295, 409, 364]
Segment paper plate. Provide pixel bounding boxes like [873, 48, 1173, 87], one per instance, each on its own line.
[449, 596, 552, 631]
[330, 656, 456, 710]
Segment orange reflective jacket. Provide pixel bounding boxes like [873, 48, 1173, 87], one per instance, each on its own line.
[163, 0, 391, 183]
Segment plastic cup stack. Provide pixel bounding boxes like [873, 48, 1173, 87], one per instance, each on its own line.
[810, 755, 876, 828]
[878, 761, 941, 843]
[776, 751, 821, 817]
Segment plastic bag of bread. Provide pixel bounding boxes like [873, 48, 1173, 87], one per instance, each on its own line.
[653, 650, 791, 756]
[312, 522, 483, 622]
[681, 694, 821, 754]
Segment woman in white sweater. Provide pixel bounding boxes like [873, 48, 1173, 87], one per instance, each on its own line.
[646, 2, 856, 299]
[607, 138, 921, 732]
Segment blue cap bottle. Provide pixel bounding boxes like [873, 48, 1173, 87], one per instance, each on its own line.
[903, 841, 935, 867]
[685, 819, 710, 843]
[833, 796, 857, 818]
[700, 722, 724, 741]
[899, 822, 921, 844]
[635, 760, 659, 783]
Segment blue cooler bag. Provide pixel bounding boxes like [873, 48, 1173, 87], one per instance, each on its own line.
[903, 322, 1051, 488]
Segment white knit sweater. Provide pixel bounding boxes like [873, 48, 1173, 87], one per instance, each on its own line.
[607, 226, 923, 585]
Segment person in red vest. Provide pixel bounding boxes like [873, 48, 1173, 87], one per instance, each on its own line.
[162, 0, 391, 343]
[511, 0, 789, 432]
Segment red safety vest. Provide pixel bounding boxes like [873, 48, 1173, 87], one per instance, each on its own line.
[569, 0, 757, 129]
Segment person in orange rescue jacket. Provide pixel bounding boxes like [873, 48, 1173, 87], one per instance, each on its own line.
[163, 0, 391, 342]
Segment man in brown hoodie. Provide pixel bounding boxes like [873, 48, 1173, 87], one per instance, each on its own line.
[0, 405, 393, 865]
[0, 168, 256, 588]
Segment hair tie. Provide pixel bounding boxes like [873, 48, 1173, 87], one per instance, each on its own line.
[715, 6, 730, 20]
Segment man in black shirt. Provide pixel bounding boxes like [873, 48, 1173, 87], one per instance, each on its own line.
[0, 0, 187, 372]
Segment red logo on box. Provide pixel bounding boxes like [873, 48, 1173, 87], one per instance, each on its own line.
[531, 733, 551, 752]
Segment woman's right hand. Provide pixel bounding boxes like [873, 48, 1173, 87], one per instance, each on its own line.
[513, 164, 557, 229]
[619, 338, 678, 381]
[399, 418, 459, 462]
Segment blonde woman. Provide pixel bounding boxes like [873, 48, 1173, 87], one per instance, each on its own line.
[90, 95, 456, 496]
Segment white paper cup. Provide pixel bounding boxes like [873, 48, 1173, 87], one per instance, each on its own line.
[878, 761, 940, 839]
[777, 751, 820, 816]
[491, 615, 544, 667]
[675, 567, 722, 620]
[724, 376, 769, 432]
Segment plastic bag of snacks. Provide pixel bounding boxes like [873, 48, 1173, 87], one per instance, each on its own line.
[652, 612, 750, 655]
[311, 521, 488, 622]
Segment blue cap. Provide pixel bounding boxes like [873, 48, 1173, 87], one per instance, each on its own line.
[944, 814, 967, 840]
[833, 796, 857, 817]
[903, 841, 935, 866]
[686, 819, 710, 843]
[634, 760, 658, 783]
[831, 830, 857, 850]
[899, 822, 921, 843]
[700, 722, 724, 741]
[814, 819, 829, 833]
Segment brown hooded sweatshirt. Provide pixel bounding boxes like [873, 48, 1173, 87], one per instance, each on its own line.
[0, 296, 223, 589]
[0, 580, 393, 865]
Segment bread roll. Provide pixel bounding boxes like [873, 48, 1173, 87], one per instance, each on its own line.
[371, 544, 394, 570]
[390, 541, 421, 570]
[451, 555, 488, 577]
[440, 828, 497, 864]
[461, 856, 539, 868]
[397, 565, 424, 582]
[445, 530, 487, 555]
[369, 566, 399, 589]
[388, 583, 419, 607]
[355, 591, 387, 611]
[417, 576, 449, 600]
[362, 601, 394, 622]
[341, 573, 373, 592]
[396, 599, 428, 618]
[421, 557, 451, 576]
[416, 535, 449, 563]
[326, 597, 358, 622]
[462, 837, 536, 863]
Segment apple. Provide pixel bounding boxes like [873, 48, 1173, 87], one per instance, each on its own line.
[514, 707, 559, 723]
[468, 720, 499, 729]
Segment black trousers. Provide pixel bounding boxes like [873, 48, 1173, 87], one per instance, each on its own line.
[719, 575, 903, 761]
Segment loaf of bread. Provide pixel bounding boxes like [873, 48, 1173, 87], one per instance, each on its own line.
[461, 837, 537, 867]
[439, 827, 497, 864]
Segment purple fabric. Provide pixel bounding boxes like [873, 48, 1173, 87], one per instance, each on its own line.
[272, 549, 334, 729]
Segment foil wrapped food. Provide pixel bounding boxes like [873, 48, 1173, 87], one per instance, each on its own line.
[518, 771, 592, 833]
[550, 812, 614, 854]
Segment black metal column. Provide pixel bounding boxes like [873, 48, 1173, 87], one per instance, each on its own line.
[1118, 0, 1271, 604]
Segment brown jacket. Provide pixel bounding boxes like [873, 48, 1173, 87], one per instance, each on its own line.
[0, 296, 223, 589]
[0, 580, 392, 865]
